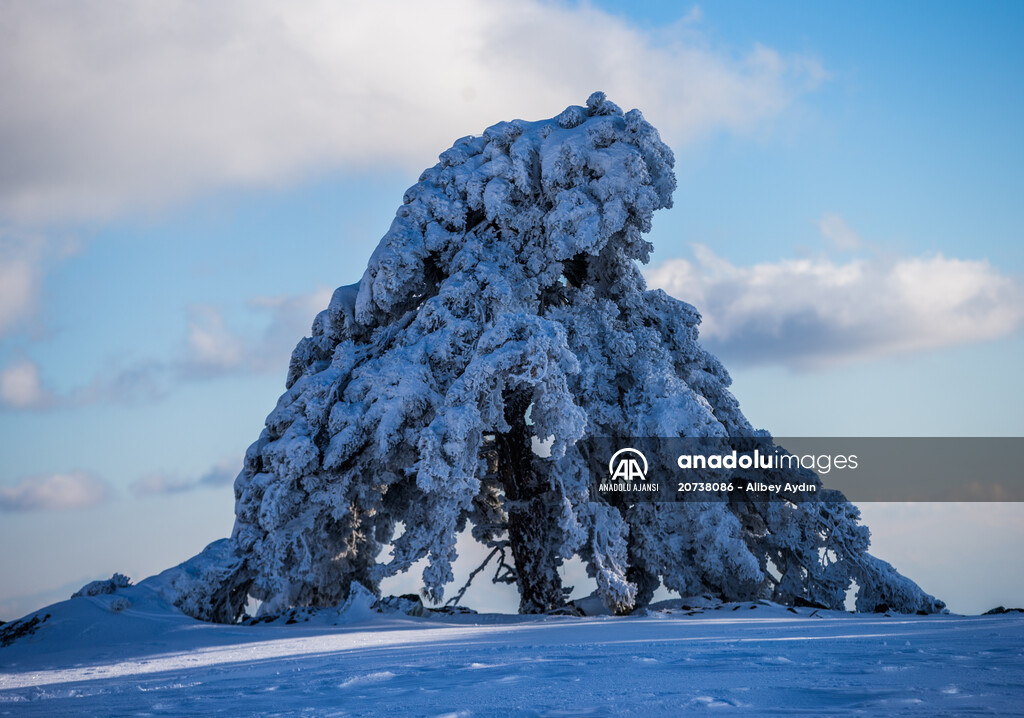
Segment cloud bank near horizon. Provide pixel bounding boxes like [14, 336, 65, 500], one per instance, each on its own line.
[646, 240, 1024, 369]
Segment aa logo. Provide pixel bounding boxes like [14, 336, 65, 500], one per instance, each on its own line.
[608, 448, 648, 482]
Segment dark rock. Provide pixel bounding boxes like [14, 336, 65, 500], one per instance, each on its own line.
[432, 605, 478, 616]
[0, 612, 50, 647]
[793, 596, 828, 610]
[72, 573, 132, 599]
[375, 595, 426, 617]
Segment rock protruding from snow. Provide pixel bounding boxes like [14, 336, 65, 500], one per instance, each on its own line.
[71, 573, 132, 599]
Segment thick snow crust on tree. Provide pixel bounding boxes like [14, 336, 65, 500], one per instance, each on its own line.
[167, 93, 942, 621]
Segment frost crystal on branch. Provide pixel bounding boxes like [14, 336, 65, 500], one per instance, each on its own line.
[172, 92, 942, 620]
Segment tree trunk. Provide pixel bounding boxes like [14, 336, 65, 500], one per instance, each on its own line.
[497, 392, 566, 613]
[626, 549, 658, 612]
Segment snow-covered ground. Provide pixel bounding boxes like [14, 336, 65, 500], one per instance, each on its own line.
[2, 587, 1022, 716]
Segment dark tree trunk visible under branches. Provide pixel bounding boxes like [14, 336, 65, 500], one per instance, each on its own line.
[497, 392, 566, 613]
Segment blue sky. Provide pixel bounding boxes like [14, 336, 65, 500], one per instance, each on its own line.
[1, 0, 1022, 618]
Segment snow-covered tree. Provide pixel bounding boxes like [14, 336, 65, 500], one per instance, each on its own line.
[171, 92, 943, 621]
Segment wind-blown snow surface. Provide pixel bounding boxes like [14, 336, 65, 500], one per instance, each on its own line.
[1, 587, 1022, 716]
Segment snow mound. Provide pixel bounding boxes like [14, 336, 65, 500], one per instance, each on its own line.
[0, 591, 1020, 715]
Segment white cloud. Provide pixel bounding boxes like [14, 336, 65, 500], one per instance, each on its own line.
[0, 0, 823, 223]
[131, 474, 195, 498]
[816, 213, 863, 251]
[0, 230, 46, 337]
[0, 252, 36, 335]
[646, 244, 1024, 369]
[197, 457, 241, 488]
[131, 456, 241, 497]
[0, 472, 111, 512]
[0, 228, 80, 341]
[0, 286, 332, 411]
[0, 355, 170, 412]
[180, 287, 332, 376]
[0, 358, 51, 409]
[246, 287, 334, 371]
[185, 306, 246, 373]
